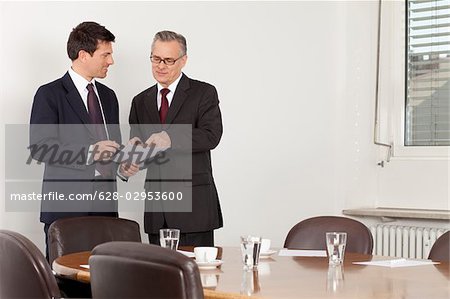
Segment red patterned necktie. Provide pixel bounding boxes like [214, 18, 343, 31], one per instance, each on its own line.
[87, 83, 111, 177]
[160, 88, 170, 124]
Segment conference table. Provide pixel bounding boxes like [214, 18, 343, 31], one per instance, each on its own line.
[53, 247, 450, 299]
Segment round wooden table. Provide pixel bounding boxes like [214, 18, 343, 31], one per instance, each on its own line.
[53, 247, 450, 299]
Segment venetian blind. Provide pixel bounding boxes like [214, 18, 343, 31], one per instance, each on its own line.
[406, 0, 450, 145]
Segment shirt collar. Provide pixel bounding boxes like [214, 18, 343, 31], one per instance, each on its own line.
[68, 67, 97, 94]
[157, 72, 183, 95]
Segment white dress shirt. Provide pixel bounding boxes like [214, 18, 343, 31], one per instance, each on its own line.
[156, 73, 183, 110]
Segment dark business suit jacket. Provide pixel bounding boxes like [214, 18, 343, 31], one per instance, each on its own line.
[129, 73, 223, 234]
[30, 72, 121, 224]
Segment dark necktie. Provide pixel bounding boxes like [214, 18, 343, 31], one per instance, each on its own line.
[87, 83, 107, 139]
[159, 88, 170, 124]
[87, 83, 110, 177]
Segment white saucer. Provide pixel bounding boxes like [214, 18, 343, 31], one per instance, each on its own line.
[196, 259, 224, 269]
[260, 250, 277, 259]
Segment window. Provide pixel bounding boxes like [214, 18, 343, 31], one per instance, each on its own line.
[405, 0, 450, 146]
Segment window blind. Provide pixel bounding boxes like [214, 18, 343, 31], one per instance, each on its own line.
[406, 0, 450, 146]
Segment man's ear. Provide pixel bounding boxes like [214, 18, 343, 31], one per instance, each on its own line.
[180, 55, 188, 68]
[78, 50, 88, 62]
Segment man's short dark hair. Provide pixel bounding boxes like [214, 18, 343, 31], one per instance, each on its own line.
[67, 21, 115, 61]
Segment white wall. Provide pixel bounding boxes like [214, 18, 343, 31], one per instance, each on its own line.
[0, 1, 448, 253]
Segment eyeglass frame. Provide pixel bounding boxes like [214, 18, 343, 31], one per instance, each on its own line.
[150, 55, 185, 66]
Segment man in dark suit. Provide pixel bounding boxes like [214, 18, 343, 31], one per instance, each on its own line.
[30, 22, 137, 258]
[129, 31, 223, 246]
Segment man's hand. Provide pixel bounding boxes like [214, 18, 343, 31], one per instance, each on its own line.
[128, 136, 143, 146]
[119, 161, 140, 178]
[145, 131, 171, 148]
[92, 140, 120, 161]
[117, 137, 142, 178]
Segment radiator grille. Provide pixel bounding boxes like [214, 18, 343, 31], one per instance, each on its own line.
[370, 224, 448, 259]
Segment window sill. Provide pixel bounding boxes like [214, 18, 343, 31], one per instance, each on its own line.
[391, 146, 450, 159]
[342, 207, 450, 221]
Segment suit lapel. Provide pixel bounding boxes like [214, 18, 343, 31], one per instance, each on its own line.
[143, 85, 161, 124]
[61, 72, 96, 137]
[166, 74, 190, 124]
[96, 83, 112, 124]
[62, 72, 91, 124]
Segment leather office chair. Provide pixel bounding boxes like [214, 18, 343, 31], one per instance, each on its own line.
[284, 216, 373, 254]
[48, 216, 141, 266]
[90, 242, 204, 299]
[49, 216, 141, 298]
[0, 230, 61, 299]
[428, 231, 450, 262]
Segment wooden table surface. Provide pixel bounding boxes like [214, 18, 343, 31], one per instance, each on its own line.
[53, 247, 450, 299]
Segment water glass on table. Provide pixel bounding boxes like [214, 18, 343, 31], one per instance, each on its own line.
[160, 228, 180, 250]
[326, 232, 347, 265]
[240, 235, 262, 269]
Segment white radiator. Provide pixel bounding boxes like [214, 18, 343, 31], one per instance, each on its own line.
[370, 224, 448, 259]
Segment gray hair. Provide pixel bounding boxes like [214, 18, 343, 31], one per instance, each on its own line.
[152, 30, 187, 56]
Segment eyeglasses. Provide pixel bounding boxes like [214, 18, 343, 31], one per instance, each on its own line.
[150, 55, 184, 66]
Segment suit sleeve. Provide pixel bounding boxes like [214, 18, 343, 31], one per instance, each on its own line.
[29, 86, 90, 170]
[191, 85, 223, 153]
[128, 98, 142, 141]
[168, 85, 223, 153]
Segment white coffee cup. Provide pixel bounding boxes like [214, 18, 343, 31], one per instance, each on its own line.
[261, 239, 271, 253]
[194, 247, 218, 263]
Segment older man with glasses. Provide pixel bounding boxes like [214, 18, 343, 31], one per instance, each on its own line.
[128, 30, 223, 247]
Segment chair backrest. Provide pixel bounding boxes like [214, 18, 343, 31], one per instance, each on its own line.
[48, 216, 141, 266]
[90, 242, 204, 299]
[284, 216, 373, 254]
[0, 230, 61, 299]
[428, 231, 450, 261]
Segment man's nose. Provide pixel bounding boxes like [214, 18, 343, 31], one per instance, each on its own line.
[156, 61, 167, 69]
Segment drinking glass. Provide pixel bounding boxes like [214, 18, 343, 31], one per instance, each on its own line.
[159, 228, 180, 250]
[326, 232, 347, 265]
[240, 235, 262, 269]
